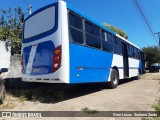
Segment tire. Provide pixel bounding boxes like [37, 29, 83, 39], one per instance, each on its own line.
[107, 69, 119, 89]
[0, 85, 5, 104]
[156, 69, 159, 72]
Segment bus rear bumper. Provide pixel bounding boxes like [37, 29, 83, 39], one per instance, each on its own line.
[22, 78, 65, 83]
[22, 66, 68, 83]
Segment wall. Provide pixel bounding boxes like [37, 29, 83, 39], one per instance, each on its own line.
[0, 41, 11, 79]
[8, 54, 21, 78]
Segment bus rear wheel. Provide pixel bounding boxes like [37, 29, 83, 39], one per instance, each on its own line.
[107, 69, 119, 89]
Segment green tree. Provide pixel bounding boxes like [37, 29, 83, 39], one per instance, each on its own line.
[142, 46, 160, 66]
[0, 7, 26, 55]
[103, 23, 128, 39]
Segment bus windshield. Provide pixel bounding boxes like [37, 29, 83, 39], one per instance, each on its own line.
[24, 6, 56, 39]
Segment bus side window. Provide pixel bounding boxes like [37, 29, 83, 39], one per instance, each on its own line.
[70, 28, 83, 44]
[132, 47, 136, 59]
[69, 13, 82, 30]
[101, 30, 106, 40]
[75, 16, 83, 30]
[102, 41, 113, 52]
[137, 50, 140, 59]
[106, 32, 112, 43]
[102, 32, 113, 52]
[69, 13, 75, 27]
[119, 38, 122, 55]
[85, 21, 92, 34]
[128, 44, 132, 57]
[85, 20, 101, 49]
[129, 45, 133, 58]
[114, 46, 121, 55]
[86, 34, 101, 49]
[113, 36, 117, 45]
[93, 25, 100, 37]
[69, 12, 84, 44]
[117, 38, 121, 46]
[113, 37, 122, 55]
[135, 48, 139, 59]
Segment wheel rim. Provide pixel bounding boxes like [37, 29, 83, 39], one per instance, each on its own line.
[113, 75, 118, 85]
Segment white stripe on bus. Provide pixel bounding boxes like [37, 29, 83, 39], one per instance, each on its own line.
[26, 45, 38, 74]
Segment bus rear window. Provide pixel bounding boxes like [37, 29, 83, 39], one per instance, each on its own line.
[24, 6, 56, 39]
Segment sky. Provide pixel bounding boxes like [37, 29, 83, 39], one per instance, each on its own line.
[0, 0, 160, 49]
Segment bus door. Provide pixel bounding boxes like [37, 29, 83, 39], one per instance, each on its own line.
[122, 42, 129, 77]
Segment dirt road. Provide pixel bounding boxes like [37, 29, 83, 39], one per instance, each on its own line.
[0, 72, 160, 120]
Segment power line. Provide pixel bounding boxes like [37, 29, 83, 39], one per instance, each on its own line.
[113, 0, 144, 42]
[151, 0, 160, 29]
[133, 0, 158, 44]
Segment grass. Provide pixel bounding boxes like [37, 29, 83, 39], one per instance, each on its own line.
[141, 97, 160, 120]
[0, 83, 67, 110]
[141, 117, 160, 120]
[0, 94, 16, 109]
[19, 95, 27, 102]
[152, 98, 160, 111]
[141, 73, 160, 120]
[82, 107, 98, 114]
[7, 84, 66, 103]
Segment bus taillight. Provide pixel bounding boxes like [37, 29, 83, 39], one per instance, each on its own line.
[52, 45, 61, 72]
[21, 56, 24, 73]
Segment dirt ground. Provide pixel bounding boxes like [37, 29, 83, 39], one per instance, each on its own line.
[0, 72, 160, 120]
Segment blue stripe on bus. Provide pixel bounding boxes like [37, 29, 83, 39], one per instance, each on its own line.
[23, 41, 55, 75]
[67, 3, 116, 36]
[69, 43, 113, 83]
[22, 2, 58, 43]
[23, 46, 32, 73]
[139, 59, 142, 74]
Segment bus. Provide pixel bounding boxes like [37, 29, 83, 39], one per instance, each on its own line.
[21, 0, 144, 88]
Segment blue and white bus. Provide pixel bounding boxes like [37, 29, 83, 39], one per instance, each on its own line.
[21, 0, 143, 88]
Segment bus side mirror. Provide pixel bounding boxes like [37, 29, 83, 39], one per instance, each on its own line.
[21, 13, 24, 23]
[0, 68, 8, 73]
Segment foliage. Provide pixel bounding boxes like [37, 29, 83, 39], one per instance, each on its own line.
[0, 7, 25, 55]
[103, 23, 128, 39]
[82, 107, 98, 114]
[142, 46, 160, 66]
[152, 98, 160, 111]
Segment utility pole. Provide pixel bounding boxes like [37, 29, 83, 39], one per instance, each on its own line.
[28, 4, 32, 15]
[154, 32, 160, 48]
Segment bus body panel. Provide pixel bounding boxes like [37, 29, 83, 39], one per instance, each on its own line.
[128, 58, 139, 77]
[22, 1, 69, 83]
[59, 1, 70, 83]
[111, 54, 124, 79]
[21, 1, 143, 84]
[69, 43, 113, 83]
[23, 41, 55, 75]
[139, 57, 143, 74]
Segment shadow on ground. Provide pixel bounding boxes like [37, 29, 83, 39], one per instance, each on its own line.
[4, 77, 136, 104]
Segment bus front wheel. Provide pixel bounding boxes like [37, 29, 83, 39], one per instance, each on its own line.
[107, 69, 119, 89]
